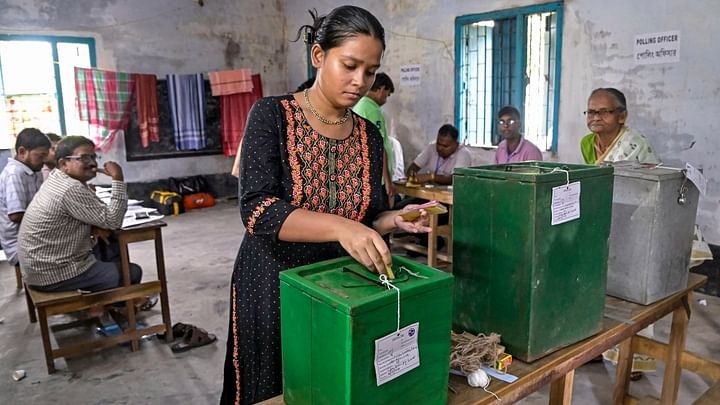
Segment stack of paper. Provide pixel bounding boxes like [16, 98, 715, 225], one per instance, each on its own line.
[95, 185, 164, 228]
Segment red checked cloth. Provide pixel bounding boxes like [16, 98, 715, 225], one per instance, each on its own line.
[75, 67, 136, 152]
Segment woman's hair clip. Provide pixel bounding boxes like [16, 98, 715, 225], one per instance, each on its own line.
[303, 30, 315, 45]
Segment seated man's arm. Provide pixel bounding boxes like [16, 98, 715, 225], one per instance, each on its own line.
[3, 172, 30, 224]
[64, 182, 128, 230]
[433, 174, 453, 185]
[407, 143, 432, 178]
[406, 162, 421, 177]
[64, 163, 128, 230]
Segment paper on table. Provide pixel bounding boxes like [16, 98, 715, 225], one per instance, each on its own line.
[122, 208, 164, 229]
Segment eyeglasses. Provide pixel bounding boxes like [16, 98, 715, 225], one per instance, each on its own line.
[498, 119, 517, 126]
[64, 154, 99, 164]
[583, 109, 621, 118]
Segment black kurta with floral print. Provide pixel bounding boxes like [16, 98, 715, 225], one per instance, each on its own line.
[220, 95, 389, 405]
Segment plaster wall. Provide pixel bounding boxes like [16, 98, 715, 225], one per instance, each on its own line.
[286, 0, 720, 243]
[0, 0, 287, 182]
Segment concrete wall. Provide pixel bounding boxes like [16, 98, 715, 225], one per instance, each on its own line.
[3, 1, 718, 241]
[0, 0, 288, 183]
[285, 0, 720, 243]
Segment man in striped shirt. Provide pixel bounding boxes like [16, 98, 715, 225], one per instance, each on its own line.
[18, 136, 143, 292]
[0, 128, 50, 267]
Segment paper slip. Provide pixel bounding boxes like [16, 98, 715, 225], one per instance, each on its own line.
[551, 181, 581, 226]
[122, 209, 164, 229]
[374, 322, 420, 386]
[685, 163, 707, 196]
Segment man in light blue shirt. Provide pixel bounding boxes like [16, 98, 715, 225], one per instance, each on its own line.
[0, 128, 50, 266]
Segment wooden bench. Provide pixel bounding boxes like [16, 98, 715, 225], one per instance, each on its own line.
[24, 221, 174, 373]
[26, 281, 165, 373]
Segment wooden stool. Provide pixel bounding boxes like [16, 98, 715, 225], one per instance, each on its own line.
[25, 281, 164, 373]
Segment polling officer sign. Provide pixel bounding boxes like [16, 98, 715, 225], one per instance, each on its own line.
[634, 30, 680, 65]
[399, 64, 421, 87]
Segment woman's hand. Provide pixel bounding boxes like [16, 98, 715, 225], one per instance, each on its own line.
[394, 204, 434, 234]
[336, 220, 392, 275]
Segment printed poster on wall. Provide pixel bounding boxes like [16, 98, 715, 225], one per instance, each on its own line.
[399, 64, 421, 87]
[634, 30, 680, 65]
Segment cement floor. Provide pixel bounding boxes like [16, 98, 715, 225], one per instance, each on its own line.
[1, 200, 718, 404]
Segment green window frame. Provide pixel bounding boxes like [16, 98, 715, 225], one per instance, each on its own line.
[0, 34, 97, 135]
[454, 2, 563, 151]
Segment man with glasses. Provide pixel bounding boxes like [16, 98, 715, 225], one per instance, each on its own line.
[580, 88, 660, 164]
[18, 136, 149, 300]
[493, 106, 543, 164]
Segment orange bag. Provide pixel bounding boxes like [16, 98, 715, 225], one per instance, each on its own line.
[183, 192, 216, 210]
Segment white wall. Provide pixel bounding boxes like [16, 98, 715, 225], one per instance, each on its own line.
[0, 0, 288, 183]
[286, 0, 720, 243]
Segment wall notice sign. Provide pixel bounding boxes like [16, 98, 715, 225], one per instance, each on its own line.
[399, 64, 421, 87]
[685, 163, 707, 196]
[374, 322, 420, 386]
[551, 182, 581, 225]
[634, 30, 680, 65]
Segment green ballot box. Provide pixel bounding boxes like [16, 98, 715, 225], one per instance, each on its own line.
[452, 162, 614, 362]
[280, 256, 453, 405]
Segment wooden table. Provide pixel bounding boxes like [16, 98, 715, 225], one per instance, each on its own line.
[258, 274, 708, 405]
[393, 182, 453, 267]
[117, 220, 173, 350]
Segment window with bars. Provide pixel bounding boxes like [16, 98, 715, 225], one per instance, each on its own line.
[0, 35, 96, 148]
[454, 2, 563, 151]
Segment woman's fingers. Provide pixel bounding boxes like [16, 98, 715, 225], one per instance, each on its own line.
[337, 222, 392, 275]
[370, 234, 392, 273]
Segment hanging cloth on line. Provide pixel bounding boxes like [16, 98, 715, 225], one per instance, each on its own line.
[167, 73, 207, 151]
[208, 68, 253, 96]
[134, 74, 160, 148]
[74, 67, 136, 152]
[220, 74, 263, 156]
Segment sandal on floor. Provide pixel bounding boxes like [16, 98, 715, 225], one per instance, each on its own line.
[170, 326, 217, 353]
[158, 322, 193, 341]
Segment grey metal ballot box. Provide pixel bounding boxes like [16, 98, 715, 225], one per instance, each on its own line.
[606, 164, 699, 305]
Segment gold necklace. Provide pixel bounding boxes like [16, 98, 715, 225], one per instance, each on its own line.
[303, 89, 350, 126]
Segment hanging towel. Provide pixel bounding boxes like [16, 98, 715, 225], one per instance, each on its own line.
[74, 67, 135, 152]
[134, 74, 160, 148]
[167, 73, 207, 150]
[208, 68, 253, 96]
[221, 74, 263, 156]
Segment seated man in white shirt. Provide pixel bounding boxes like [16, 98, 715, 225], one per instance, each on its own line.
[405, 124, 472, 185]
[399, 124, 471, 251]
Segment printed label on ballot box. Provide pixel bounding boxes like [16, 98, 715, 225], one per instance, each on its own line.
[551, 181, 581, 225]
[374, 322, 420, 386]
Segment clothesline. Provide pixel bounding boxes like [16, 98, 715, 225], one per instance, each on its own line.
[74, 66, 263, 155]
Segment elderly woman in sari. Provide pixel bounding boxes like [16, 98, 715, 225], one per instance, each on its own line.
[581, 88, 660, 165]
[582, 87, 660, 380]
